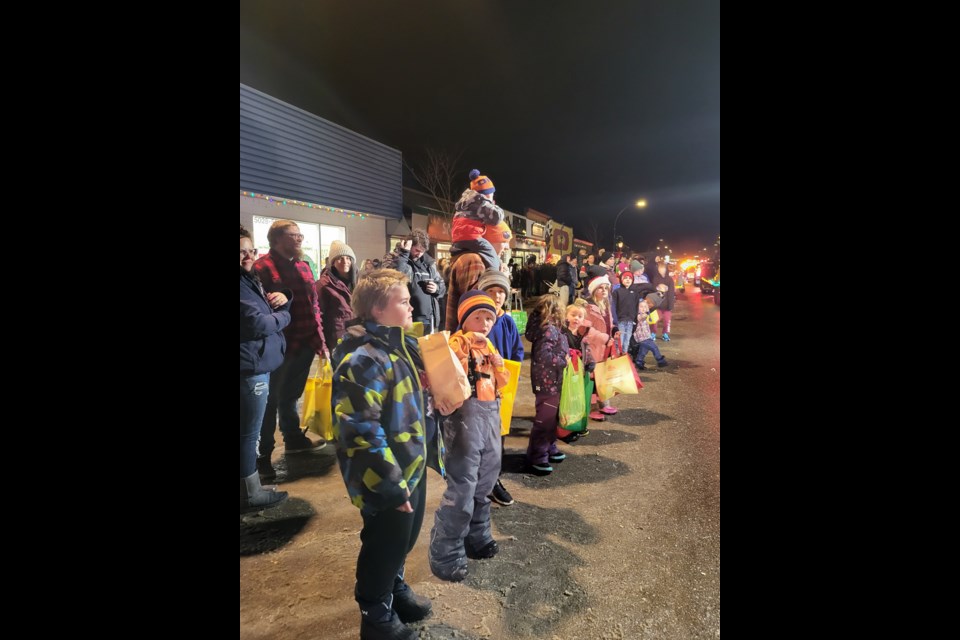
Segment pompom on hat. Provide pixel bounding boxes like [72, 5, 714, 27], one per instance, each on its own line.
[468, 169, 496, 195]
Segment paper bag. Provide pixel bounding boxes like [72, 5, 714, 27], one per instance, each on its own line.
[418, 331, 471, 409]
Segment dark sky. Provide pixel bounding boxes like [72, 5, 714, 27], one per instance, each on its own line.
[240, 0, 719, 257]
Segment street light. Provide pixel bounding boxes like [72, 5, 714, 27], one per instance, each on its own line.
[612, 200, 647, 251]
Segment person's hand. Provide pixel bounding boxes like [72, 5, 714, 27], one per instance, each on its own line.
[266, 292, 288, 308]
[400, 239, 412, 251]
[435, 398, 463, 416]
[425, 281, 438, 294]
[490, 353, 504, 369]
[395, 501, 413, 513]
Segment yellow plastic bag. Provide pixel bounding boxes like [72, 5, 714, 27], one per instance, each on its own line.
[498, 359, 522, 436]
[648, 309, 659, 325]
[594, 354, 640, 401]
[302, 358, 334, 441]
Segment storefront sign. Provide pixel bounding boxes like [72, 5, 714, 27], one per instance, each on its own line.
[531, 223, 545, 238]
[427, 214, 452, 242]
[550, 223, 573, 255]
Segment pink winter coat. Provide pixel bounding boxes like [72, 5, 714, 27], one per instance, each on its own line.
[583, 302, 614, 362]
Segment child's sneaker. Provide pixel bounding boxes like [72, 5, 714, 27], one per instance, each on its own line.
[530, 462, 554, 475]
[651, 334, 657, 340]
[657, 359, 669, 368]
[589, 411, 606, 421]
[489, 480, 514, 506]
[600, 406, 618, 415]
[548, 452, 567, 463]
[635, 363, 646, 370]
[662, 333, 671, 341]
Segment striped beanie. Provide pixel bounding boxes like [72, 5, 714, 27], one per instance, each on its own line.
[457, 290, 498, 326]
[469, 169, 495, 195]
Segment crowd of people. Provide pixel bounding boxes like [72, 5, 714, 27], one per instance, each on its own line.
[239, 168, 681, 640]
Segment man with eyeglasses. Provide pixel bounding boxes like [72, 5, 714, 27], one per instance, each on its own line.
[253, 220, 328, 481]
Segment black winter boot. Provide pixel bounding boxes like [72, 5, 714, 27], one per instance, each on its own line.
[358, 595, 416, 640]
[392, 574, 432, 623]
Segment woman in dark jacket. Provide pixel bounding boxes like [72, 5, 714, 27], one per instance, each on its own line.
[316, 240, 358, 351]
[240, 225, 292, 513]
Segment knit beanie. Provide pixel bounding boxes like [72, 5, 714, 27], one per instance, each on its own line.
[458, 290, 498, 326]
[328, 239, 356, 262]
[468, 169, 495, 195]
[476, 268, 511, 294]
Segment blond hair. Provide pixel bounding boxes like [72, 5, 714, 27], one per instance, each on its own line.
[352, 269, 409, 321]
[566, 298, 587, 318]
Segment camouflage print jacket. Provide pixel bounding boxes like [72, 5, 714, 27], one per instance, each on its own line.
[331, 320, 445, 514]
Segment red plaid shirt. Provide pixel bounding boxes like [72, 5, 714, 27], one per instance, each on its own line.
[254, 250, 326, 354]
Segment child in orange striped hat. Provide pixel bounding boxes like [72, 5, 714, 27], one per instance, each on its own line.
[451, 169, 511, 270]
[429, 290, 510, 583]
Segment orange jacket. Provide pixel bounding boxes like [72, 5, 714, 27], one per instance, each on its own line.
[448, 331, 510, 402]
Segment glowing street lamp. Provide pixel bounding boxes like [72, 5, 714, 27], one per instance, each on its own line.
[612, 200, 647, 250]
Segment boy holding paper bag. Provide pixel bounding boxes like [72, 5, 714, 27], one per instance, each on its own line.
[429, 290, 510, 583]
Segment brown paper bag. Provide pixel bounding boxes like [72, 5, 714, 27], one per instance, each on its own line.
[418, 331, 471, 409]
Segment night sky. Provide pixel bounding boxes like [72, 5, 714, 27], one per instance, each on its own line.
[240, 1, 719, 257]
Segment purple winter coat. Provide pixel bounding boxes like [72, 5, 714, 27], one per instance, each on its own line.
[525, 310, 570, 397]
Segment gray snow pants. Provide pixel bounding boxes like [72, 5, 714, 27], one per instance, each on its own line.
[429, 398, 502, 576]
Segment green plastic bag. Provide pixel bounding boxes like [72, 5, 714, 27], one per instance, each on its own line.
[510, 309, 527, 333]
[559, 361, 588, 429]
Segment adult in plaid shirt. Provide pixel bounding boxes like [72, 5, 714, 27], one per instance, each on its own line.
[254, 220, 328, 481]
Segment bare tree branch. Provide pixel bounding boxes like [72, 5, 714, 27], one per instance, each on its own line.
[583, 220, 602, 248]
[403, 148, 464, 217]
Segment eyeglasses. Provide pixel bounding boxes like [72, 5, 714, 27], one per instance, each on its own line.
[284, 233, 304, 241]
[240, 248, 259, 257]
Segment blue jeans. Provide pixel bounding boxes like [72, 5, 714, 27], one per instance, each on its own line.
[635, 339, 665, 367]
[617, 321, 635, 354]
[240, 373, 270, 477]
[259, 347, 316, 457]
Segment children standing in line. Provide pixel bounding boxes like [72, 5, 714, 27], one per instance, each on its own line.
[524, 295, 571, 475]
[477, 269, 523, 507]
[429, 291, 510, 583]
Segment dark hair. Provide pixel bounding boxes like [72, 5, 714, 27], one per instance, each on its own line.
[408, 228, 430, 251]
[240, 224, 251, 239]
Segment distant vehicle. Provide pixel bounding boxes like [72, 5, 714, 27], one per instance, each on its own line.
[700, 261, 720, 305]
